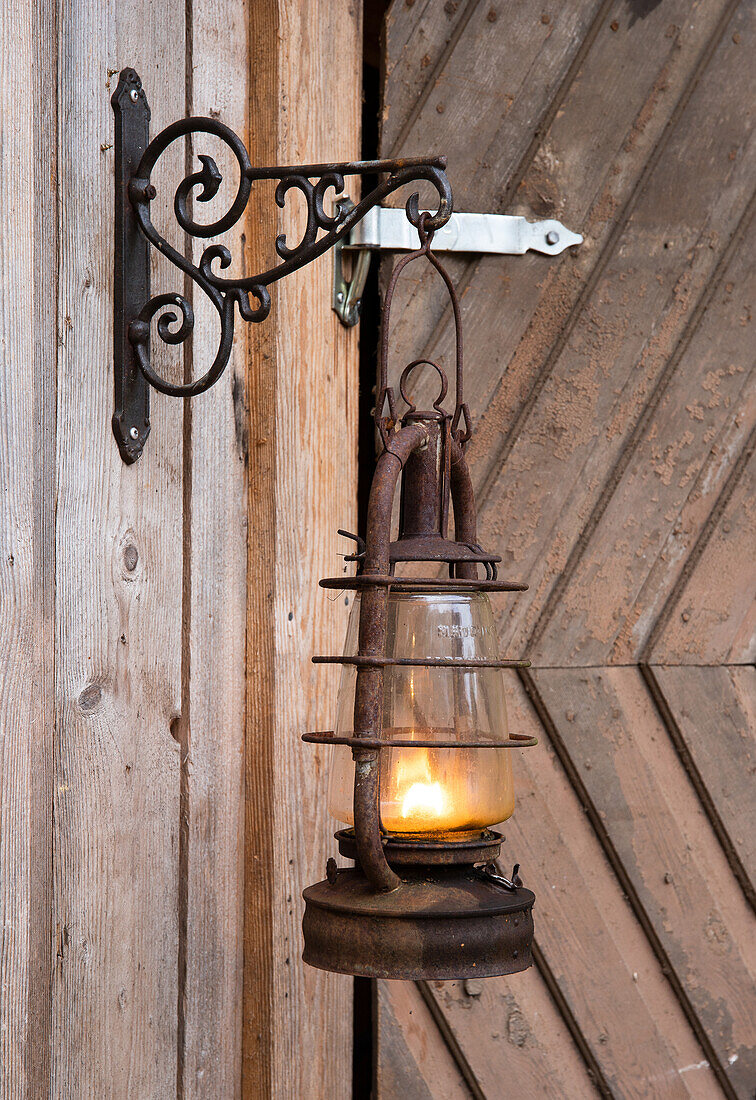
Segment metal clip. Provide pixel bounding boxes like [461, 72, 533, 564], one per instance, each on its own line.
[477, 861, 523, 892]
[332, 199, 372, 326]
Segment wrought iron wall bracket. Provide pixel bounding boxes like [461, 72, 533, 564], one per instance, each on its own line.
[111, 68, 453, 463]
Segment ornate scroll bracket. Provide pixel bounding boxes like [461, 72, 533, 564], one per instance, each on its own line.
[111, 68, 453, 463]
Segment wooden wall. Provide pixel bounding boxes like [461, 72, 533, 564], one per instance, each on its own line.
[0, 1, 360, 1097]
[376, 1, 754, 1097]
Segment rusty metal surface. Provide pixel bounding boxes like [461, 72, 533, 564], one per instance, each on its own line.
[351, 422, 429, 894]
[302, 868, 534, 980]
[336, 829, 504, 867]
[319, 576, 528, 591]
[302, 731, 538, 750]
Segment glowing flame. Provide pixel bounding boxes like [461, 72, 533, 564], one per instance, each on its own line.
[401, 781, 447, 822]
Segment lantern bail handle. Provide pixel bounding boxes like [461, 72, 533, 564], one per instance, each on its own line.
[376, 214, 471, 450]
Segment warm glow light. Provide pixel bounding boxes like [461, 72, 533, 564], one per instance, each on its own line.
[401, 781, 446, 822]
[328, 591, 516, 836]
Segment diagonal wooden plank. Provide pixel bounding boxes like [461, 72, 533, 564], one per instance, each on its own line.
[376, 982, 472, 1100]
[418, 969, 601, 1099]
[531, 666, 756, 1098]
[647, 664, 756, 904]
[648, 438, 756, 665]
[479, 677, 720, 1098]
[532, 208, 756, 664]
[383, 0, 480, 156]
[52, 4, 186, 1095]
[0, 0, 57, 1093]
[381, 0, 736, 431]
[476, 5, 756, 657]
[381, 0, 608, 374]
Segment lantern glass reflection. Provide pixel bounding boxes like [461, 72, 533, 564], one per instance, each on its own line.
[327, 590, 514, 837]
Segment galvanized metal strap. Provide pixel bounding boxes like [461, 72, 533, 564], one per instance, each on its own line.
[333, 204, 583, 326]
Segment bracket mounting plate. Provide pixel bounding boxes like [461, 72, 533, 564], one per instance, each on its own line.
[112, 69, 152, 464]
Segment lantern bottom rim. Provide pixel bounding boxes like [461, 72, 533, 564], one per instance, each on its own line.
[302, 866, 534, 980]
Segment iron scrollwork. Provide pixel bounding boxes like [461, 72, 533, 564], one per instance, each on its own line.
[111, 68, 453, 462]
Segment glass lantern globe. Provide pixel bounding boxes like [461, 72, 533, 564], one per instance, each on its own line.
[327, 588, 515, 838]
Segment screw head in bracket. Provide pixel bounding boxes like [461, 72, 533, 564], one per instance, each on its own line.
[129, 88, 139, 103]
[545, 230, 560, 246]
[129, 427, 139, 440]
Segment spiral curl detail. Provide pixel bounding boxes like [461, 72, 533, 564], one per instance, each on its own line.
[127, 118, 453, 397]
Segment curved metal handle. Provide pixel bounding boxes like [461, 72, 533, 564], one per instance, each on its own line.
[376, 218, 470, 451]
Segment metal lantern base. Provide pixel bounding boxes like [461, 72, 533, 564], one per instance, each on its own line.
[302, 863, 534, 980]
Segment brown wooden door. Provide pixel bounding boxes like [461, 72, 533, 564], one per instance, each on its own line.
[374, 2, 755, 1097]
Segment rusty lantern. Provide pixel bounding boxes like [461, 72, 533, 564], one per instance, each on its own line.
[302, 216, 536, 980]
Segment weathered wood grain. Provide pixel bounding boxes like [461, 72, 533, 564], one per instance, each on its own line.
[0, 0, 56, 1094]
[479, 3, 755, 658]
[181, 0, 249, 1094]
[648, 442, 756, 666]
[532, 666, 756, 1097]
[502, 677, 723, 1100]
[243, 3, 278, 1093]
[382, 0, 735, 426]
[243, 1, 361, 1096]
[535, 210, 756, 664]
[419, 968, 600, 1100]
[51, 4, 185, 1095]
[649, 664, 756, 897]
[467, 0, 740, 500]
[376, 982, 471, 1100]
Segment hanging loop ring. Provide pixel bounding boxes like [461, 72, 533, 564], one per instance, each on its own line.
[399, 359, 449, 416]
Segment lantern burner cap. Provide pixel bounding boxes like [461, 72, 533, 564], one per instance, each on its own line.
[302, 863, 534, 980]
[335, 827, 503, 866]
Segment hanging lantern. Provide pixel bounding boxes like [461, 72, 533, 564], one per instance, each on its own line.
[302, 216, 536, 980]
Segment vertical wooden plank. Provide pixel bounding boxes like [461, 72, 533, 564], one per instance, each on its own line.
[0, 0, 56, 1094]
[243, 3, 278, 1092]
[244, 1, 361, 1096]
[181, 0, 249, 1095]
[52, 3, 185, 1095]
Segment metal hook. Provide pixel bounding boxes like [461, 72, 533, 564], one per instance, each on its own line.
[332, 199, 373, 326]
